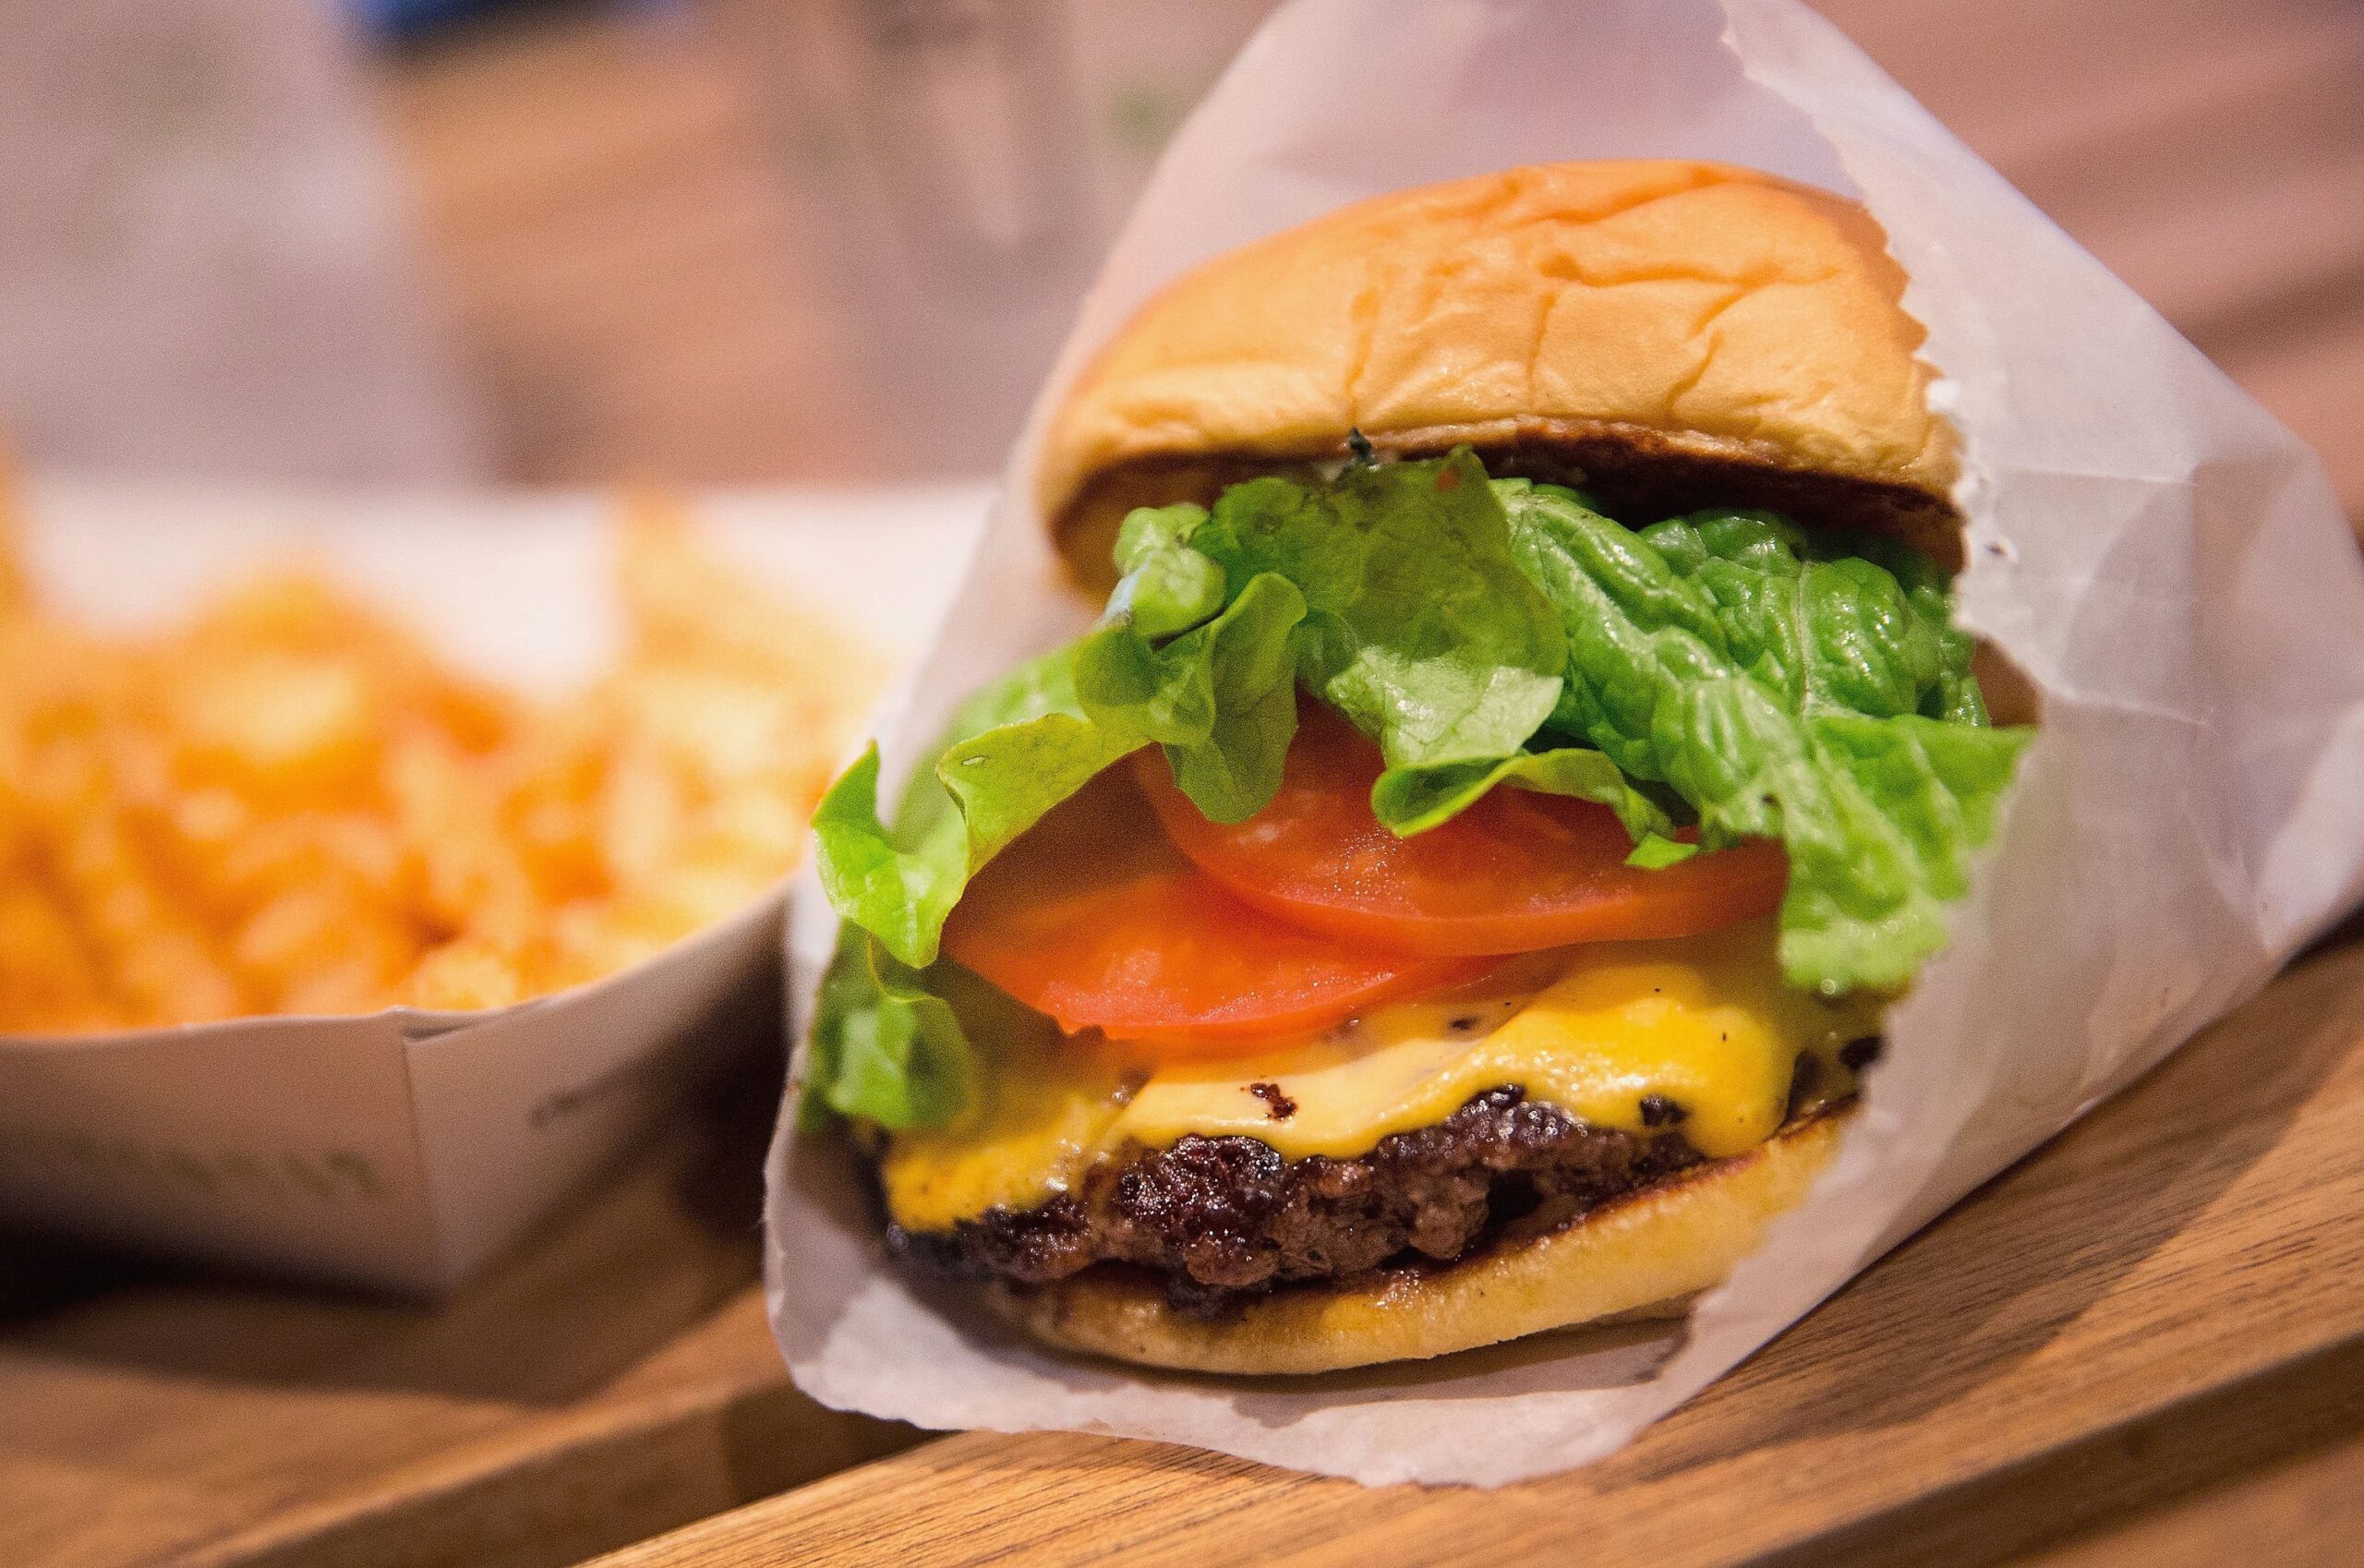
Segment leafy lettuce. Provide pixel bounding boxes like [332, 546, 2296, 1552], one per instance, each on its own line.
[805, 449, 2030, 1125]
[1498, 485, 2031, 992]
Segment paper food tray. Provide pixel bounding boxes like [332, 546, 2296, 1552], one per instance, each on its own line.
[1, 480, 986, 1295]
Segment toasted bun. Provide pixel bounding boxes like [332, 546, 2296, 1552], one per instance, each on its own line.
[1043, 161, 1957, 583]
[985, 1108, 1847, 1376]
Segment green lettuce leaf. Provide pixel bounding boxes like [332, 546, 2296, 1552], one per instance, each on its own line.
[808, 746, 964, 973]
[1370, 746, 1670, 838]
[1189, 449, 1566, 770]
[1105, 501, 1224, 638]
[1075, 572, 1309, 822]
[1499, 481, 2031, 992]
[810, 647, 1136, 971]
[801, 926, 971, 1130]
[1625, 832, 1701, 870]
[1777, 711, 2027, 988]
[802, 922, 1077, 1130]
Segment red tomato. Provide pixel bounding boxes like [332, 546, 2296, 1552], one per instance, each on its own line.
[1136, 704, 1787, 957]
[942, 766, 1490, 1049]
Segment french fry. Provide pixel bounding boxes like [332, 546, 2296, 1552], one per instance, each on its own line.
[0, 488, 880, 1034]
[407, 937, 535, 1013]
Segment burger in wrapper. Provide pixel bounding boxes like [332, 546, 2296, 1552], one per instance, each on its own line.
[801, 160, 2033, 1375]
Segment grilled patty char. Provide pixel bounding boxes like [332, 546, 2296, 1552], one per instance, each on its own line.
[889, 1085, 1718, 1315]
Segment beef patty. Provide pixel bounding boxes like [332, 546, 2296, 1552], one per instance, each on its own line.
[888, 1084, 1731, 1316]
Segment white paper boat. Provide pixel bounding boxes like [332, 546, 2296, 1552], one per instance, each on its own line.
[1, 480, 986, 1294]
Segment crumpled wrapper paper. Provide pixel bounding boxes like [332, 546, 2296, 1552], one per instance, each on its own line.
[766, 0, 2364, 1484]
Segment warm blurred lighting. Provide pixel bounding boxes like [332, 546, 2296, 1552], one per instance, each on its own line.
[706, 0, 1281, 473]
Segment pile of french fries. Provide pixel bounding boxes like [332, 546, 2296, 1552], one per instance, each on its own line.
[0, 498, 882, 1034]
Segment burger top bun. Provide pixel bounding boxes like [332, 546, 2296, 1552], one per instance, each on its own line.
[1041, 160, 1960, 582]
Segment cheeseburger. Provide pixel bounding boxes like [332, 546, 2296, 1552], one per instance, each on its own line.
[804, 160, 2032, 1374]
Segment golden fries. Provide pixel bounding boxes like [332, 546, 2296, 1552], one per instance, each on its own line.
[0, 492, 883, 1033]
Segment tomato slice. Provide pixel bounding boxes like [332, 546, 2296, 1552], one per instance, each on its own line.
[942, 766, 1490, 1049]
[1136, 703, 1787, 957]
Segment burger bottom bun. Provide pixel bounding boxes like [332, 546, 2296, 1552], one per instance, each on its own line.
[984, 1108, 1849, 1377]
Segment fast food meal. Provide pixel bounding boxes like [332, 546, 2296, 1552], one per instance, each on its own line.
[801, 160, 2035, 1374]
[0, 498, 880, 1035]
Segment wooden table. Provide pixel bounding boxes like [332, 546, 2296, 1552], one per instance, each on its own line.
[0, 1053, 918, 1568]
[6, 1, 2363, 1563]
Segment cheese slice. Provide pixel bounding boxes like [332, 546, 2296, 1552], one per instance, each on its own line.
[880, 918, 1880, 1232]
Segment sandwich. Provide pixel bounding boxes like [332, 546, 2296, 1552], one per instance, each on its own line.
[801, 159, 2032, 1375]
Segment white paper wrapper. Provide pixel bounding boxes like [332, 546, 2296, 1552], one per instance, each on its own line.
[2, 479, 985, 1294]
[766, 0, 2364, 1484]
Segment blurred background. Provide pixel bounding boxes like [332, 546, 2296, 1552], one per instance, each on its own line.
[0, 0, 2357, 515]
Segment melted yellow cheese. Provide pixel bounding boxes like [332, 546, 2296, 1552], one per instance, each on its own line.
[880, 918, 1881, 1231]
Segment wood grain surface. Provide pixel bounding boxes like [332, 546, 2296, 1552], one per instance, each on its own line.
[3, 1, 2360, 1564]
[0, 1054, 914, 1568]
[587, 935, 2364, 1568]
